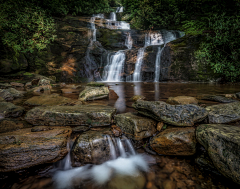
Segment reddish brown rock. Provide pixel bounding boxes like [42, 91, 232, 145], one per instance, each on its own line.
[150, 127, 196, 155]
[166, 96, 198, 105]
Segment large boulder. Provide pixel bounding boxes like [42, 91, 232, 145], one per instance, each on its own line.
[72, 128, 113, 164]
[132, 101, 208, 126]
[0, 102, 25, 118]
[150, 127, 196, 155]
[0, 126, 71, 172]
[25, 105, 116, 126]
[79, 86, 109, 101]
[196, 124, 240, 184]
[0, 88, 24, 101]
[166, 96, 198, 105]
[114, 112, 156, 140]
[24, 94, 74, 106]
[206, 102, 240, 124]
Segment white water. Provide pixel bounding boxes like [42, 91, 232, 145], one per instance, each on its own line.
[110, 12, 117, 21]
[133, 48, 145, 82]
[53, 136, 148, 189]
[103, 51, 126, 82]
[154, 45, 165, 82]
[116, 6, 123, 13]
[125, 32, 133, 49]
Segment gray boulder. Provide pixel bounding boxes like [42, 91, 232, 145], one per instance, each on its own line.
[132, 101, 208, 126]
[0, 88, 24, 101]
[0, 102, 25, 118]
[196, 124, 240, 184]
[79, 86, 109, 101]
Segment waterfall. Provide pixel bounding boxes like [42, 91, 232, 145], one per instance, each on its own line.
[154, 45, 165, 82]
[104, 51, 126, 82]
[125, 32, 133, 49]
[110, 12, 116, 21]
[116, 7, 123, 13]
[106, 135, 117, 159]
[133, 48, 145, 82]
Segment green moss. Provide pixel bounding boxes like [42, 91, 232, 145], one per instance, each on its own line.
[86, 82, 105, 87]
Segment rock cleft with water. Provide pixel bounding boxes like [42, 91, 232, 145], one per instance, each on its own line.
[132, 101, 208, 126]
[79, 86, 109, 101]
[196, 124, 240, 184]
[0, 126, 71, 172]
[114, 112, 156, 140]
[150, 127, 196, 155]
[206, 102, 240, 124]
[25, 105, 116, 126]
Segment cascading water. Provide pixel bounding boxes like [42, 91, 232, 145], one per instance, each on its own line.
[133, 48, 145, 82]
[103, 51, 126, 82]
[154, 45, 166, 82]
[125, 32, 133, 49]
[53, 135, 148, 189]
[116, 6, 124, 13]
[110, 12, 117, 21]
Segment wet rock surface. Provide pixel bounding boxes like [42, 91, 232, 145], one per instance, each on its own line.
[166, 96, 198, 105]
[198, 95, 238, 103]
[196, 124, 240, 184]
[0, 126, 71, 172]
[0, 88, 24, 101]
[150, 127, 196, 155]
[79, 86, 109, 101]
[0, 102, 25, 118]
[114, 112, 156, 140]
[72, 128, 112, 164]
[0, 97, 5, 102]
[0, 119, 30, 133]
[24, 94, 74, 106]
[206, 102, 240, 124]
[130, 95, 146, 102]
[25, 105, 116, 126]
[133, 101, 208, 126]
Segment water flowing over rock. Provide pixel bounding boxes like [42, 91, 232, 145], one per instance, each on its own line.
[196, 124, 240, 184]
[0, 102, 24, 118]
[133, 48, 145, 82]
[25, 105, 116, 126]
[150, 127, 196, 155]
[125, 32, 133, 49]
[133, 101, 208, 126]
[78, 86, 109, 101]
[0, 126, 71, 172]
[114, 112, 156, 140]
[206, 102, 240, 124]
[166, 96, 198, 105]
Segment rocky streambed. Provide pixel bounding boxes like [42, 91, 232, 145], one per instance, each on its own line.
[1, 76, 240, 189]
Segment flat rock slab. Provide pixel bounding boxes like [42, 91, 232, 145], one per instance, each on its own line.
[0, 119, 30, 133]
[206, 102, 240, 124]
[0, 102, 24, 118]
[150, 127, 196, 155]
[79, 86, 109, 101]
[114, 112, 156, 140]
[25, 105, 116, 126]
[24, 94, 74, 106]
[0, 126, 71, 172]
[196, 124, 240, 184]
[72, 128, 112, 165]
[198, 95, 237, 103]
[133, 101, 208, 126]
[0, 88, 24, 101]
[166, 96, 198, 105]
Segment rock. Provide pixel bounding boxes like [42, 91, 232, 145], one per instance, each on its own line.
[24, 94, 74, 106]
[25, 82, 32, 88]
[25, 105, 116, 126]
[236, 92, 240, 99]
[156, 122, 164, 131]
[114, 112, 156, 140]
[72, 128, 113, 164]
[198, 95, 237, 103]
[61, 89, 79, 93]
[0, 97, 5, 102]
[31, 126, 54, 132]
[206, 102, 240, 124]
[79, 86, 109, 101]
[0, 119, 26, 133]
[0, 102, 25, 118]
[111, 125, 122, 137]
[72, 126, 90, 132]
[225, 94, 237, 98]
[150, 127, 196, 155]
[38, 78, 51, 86]
[196, 124, 240, 184]
[10, 82, 24, 87]
[130, 95, 146, 102]
[0, 126, 71, 172]
[166, 96, 198, 105]
[0, 88, 24, 101]
[133, 101, 208, 126]
[86, 82, 105, 87]
[32, 85, 52, 93]
[48, 76, 56, 82]
[162, 180, 176, 189]
[0, 83, 11, 89]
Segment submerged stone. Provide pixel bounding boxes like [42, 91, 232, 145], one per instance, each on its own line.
[114, 112, 156, 140]
[25, 105, 116, 126]
[79, 86, 109, 101]
[150, 127, 196, 155]
[196, 124, 240, 184]
[206, 102, 240, 124]
[132, 101, 208, 126]
[0, 126, 71, 172]
[0, 102, 24, 118]
[166, 96, 198, 105]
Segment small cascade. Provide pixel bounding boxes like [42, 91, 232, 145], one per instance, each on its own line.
[103, 51, 126, 82]
[116, 6, 124, 13]
[133, 48, 145, 82]
[53, 135, 148, 188]
[110, 12, 117, 21]
[145, 32, 164, 46]
[93, 13, 104, 19]
[154, 45, 165, 82]
[125, 32, 133, 49]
